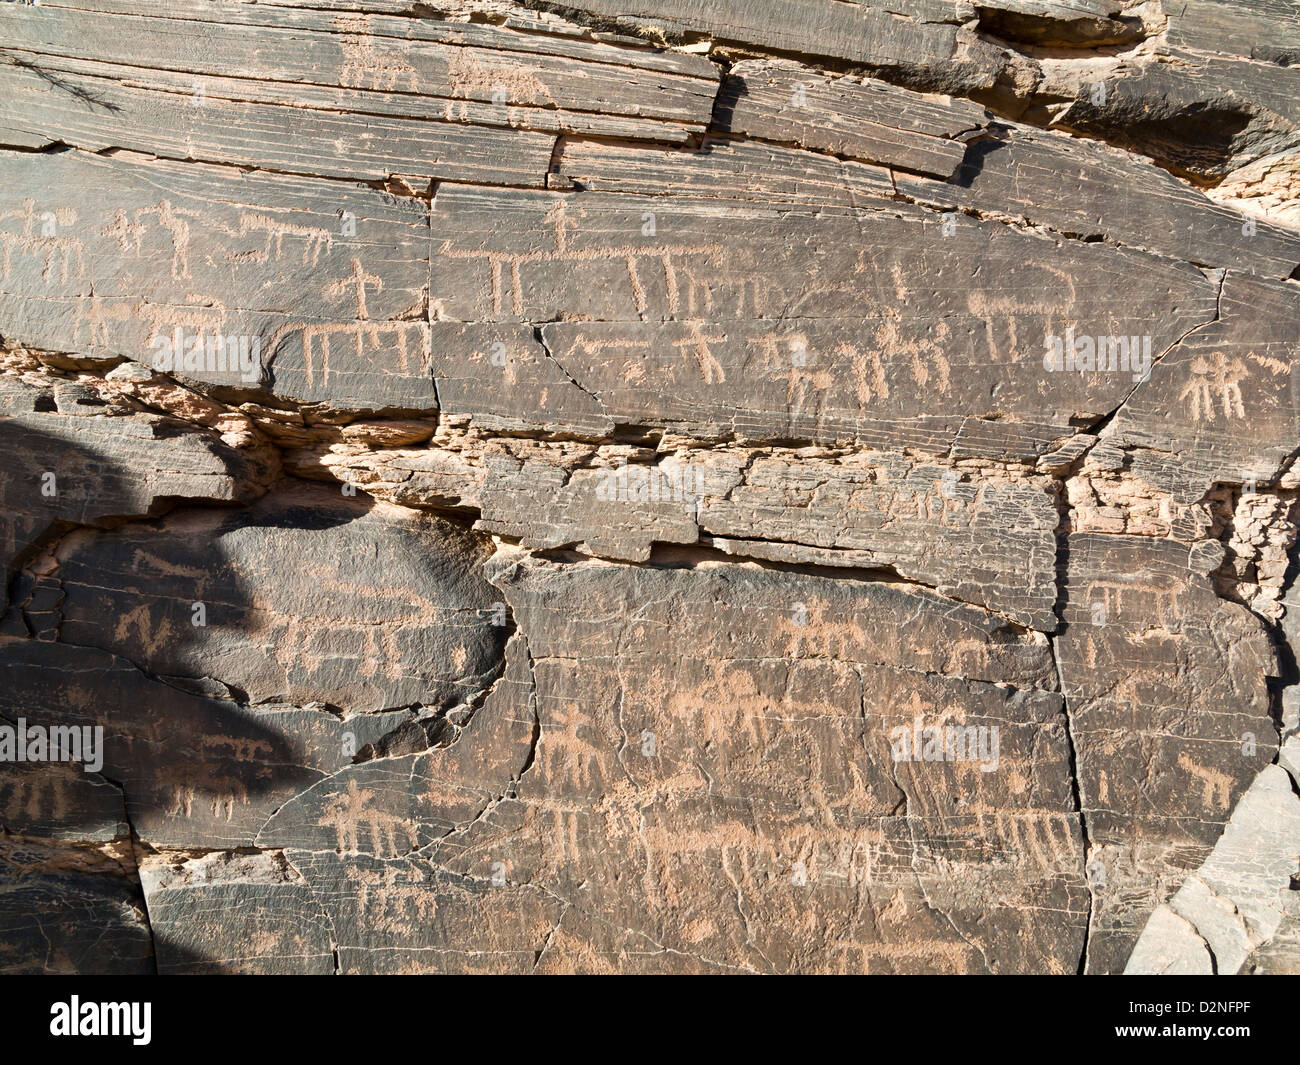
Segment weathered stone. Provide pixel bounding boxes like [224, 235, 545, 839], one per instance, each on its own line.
[140, 851, 336, 975]
[0, 838, 153, 975]
[0, 374, 275, 607]
[45, 482, 508, 713]
[1106, 272, 1300, 502]
[716, 62, 990, 180]
[1128, 755, 1300, 974]
[1057, 533, 1279, 972]
[2, 0, 1297, 978]
[1123, 905, 1215, 976]
[509, 0, 998, 95]
[433, 182, 1216, 459]
[0, 0, 718, 143]
[895, 124, 1300, 278]
[257, 634, 536, 853]
[0, 150, 432, 406]
[409, 555, 1088, 974]
[0, 635, 411, 849]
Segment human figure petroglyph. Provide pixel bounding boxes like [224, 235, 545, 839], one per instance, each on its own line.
[673, 321, 727, 384]
[319, 779, 419, 856]
[1180, 352, 1248, 422]
[539, 702, 606, 790]
[890, 689, 935, 729]
[0, 199, 85, 284]
[325, 258, 382, 319]
[334, 14, 419, 91]
[438, 202, 724, 318]
[1177, 752, 1234, 810]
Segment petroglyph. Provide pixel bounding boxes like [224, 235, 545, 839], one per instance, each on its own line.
[1180, 353, 1249, 422]
[2, 0, 1297, 978]
[0, 200, 85, 284]
[320, 781, 419, 857]
[438, 200, 725, 318]
[444, 49, 557, 124]
[1177, 753, 1234, 811]
[334, 14, 419, 92]
[267, 319, 431, 389]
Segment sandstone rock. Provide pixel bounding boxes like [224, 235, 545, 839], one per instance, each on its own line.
[42, 482, 508, 713]
[0, 838, 153, 975]
[1, 0, 1296, 977]
[0, 374, 275, 610]
[1058, 533, 1279, 972]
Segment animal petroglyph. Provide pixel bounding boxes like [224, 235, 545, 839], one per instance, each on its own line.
[1177, 752, 1234, 810]
[1180, 352, 1248, 422]
[167, 762, 272, 822]
[228, 214, 334, 268]
[439, 202, 724, 318]
[132, 201, 335, 278]
[265, 319, 431, 388]
[320, 780, 419, 857]
[1085, 580, 1179, 623]
[966, 266, 1076, 364]
[0, 199, 85, 284]
[345, 864, 439, 928]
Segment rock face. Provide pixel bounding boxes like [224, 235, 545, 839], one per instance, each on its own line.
[0, 0, 1296, 975]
